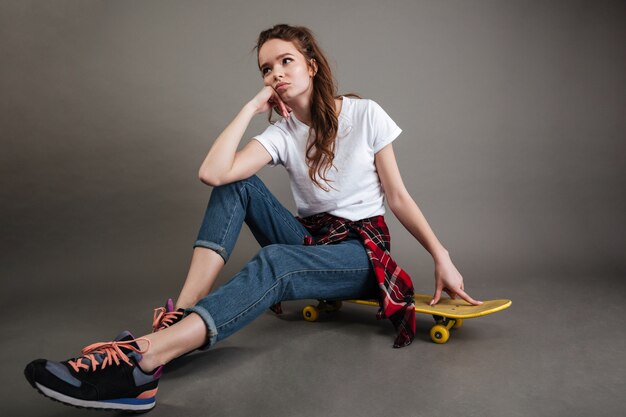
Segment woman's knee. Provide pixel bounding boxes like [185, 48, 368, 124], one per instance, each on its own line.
[253, 244, 300, 279]
[210, 175, 269, 206]
[255, 243, 284, 266]
[214, 174, 263, 191]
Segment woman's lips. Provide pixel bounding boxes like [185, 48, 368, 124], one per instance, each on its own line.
[277, 84, 289, 90]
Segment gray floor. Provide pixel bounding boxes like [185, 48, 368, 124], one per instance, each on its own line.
[3, 231, 625, 417]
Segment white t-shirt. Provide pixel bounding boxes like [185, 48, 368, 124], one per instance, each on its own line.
[252, 96, 402, 221]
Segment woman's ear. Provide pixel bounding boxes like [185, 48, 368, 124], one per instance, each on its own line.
[310, 59, 318, 77]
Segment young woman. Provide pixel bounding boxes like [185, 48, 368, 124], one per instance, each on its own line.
[24, 24, 481, 412]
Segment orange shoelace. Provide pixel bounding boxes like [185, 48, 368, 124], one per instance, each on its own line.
[152, 307, 184, 332]
[68, 338, 150, 373]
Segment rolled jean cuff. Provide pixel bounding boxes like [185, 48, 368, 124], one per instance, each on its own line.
[193, 240, 229, 264]
[185, 306, 219, 351]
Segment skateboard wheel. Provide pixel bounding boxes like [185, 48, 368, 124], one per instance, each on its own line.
[303, 305, 319, 322]
[452, 318, 463, 329]
[430, 324, 450, 344]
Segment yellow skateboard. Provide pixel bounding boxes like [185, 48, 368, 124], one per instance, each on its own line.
[302, 294, 512, 344]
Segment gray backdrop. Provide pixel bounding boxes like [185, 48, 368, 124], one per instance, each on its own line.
[2, 1, 625, 416]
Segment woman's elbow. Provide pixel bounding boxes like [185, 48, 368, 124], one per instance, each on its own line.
[198, 170, 221, 187]
[386, 189, 410, 209]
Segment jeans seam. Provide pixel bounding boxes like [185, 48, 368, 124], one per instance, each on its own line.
[216, 267, 372, 331]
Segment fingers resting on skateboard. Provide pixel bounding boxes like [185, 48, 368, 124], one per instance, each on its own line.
[430, 286, 482, 306]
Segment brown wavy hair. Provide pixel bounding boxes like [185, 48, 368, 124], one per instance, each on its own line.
[253, 24, 362, 192]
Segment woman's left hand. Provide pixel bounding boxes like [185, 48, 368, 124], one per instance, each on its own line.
[430, 255, 482, 306]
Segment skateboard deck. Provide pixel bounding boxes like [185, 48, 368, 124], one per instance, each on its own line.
[302, 294, 511, 344]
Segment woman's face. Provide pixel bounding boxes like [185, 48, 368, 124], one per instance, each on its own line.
[258, 39, 316, 103]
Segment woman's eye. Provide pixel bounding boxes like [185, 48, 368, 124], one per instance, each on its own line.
[262, 58, 293, 76]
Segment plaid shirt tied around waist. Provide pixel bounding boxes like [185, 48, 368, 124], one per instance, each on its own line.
[269, 212, 416, 348]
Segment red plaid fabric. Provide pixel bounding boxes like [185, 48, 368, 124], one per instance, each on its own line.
[269, 213, 416, 348]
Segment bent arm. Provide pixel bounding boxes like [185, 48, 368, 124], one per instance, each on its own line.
[199, 86, 289, 186]
[198, 103, 258, 186]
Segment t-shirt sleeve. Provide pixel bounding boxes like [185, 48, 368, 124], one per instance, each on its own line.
[368, 99, 402, 153]
[252, 123, 288, 167]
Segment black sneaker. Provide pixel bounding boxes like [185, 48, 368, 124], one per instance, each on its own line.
[24, 330, 162, 412]
[152, 298, 184, 332]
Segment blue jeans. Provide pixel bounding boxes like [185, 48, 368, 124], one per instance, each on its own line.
[186, 175, 379, 349]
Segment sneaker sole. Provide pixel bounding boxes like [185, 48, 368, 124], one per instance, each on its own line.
[29, 379, 156, 412]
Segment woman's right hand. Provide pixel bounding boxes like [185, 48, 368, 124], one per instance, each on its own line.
[248, 86, 291, 118]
